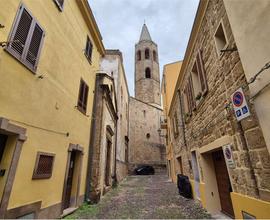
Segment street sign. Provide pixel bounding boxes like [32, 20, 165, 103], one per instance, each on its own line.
[222, 144, 235, 169]
[231, 87, 251, 121]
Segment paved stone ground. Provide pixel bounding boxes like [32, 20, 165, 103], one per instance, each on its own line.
[65, 175, 212, 219]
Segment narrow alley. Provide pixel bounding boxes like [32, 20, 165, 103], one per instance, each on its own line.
[65, 174, 211, 219]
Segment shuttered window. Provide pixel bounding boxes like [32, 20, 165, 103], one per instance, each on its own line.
[173, 112, 179, 136]
[54, 0, 64, 11]
[85, 36, 93, 63]
[196, 50, 208, 95]
[6, 4, 45, 72]
[77, 79, 89, 114]
[32, 152, 55, 179]
[183, 76, 196, 115]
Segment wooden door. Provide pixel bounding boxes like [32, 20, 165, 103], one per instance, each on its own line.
[0, 134, 8, 164]
[105, 140, 111, 187]
[64, 151, 76, 209]
[212, 150, 234, 217]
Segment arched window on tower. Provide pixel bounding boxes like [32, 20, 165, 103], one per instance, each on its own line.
[137, 50, 141, 61]
[145, 67, 151, 78]
[153, 50, 157, 62]
[145, 48, 150, 59]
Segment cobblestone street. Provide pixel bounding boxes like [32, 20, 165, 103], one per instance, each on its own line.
[65, 174, 211, 219]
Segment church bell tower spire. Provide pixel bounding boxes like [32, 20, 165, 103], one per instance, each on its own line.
[134, 24, 161, 106]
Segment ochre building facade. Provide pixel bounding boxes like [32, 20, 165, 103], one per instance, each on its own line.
[0, 0, 105, 218]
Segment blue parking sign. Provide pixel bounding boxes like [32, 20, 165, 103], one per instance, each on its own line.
[242, 106, 248, 114]
[236, 110, 242, 117]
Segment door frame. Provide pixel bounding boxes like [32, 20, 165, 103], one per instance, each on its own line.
[0, 117, 27, 218]
[191, 150, 201, 200]
[61, 144, 83, 212]
[212, 149, 234, 217]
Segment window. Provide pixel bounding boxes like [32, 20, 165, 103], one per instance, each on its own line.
[214, 21, 228, 56]
[77, 79, 89, 114]
[191, 50, 208, 101]
[137, 50, 141, 61]
[85, 36, 93, 63]
[6, 4, 45, 72]
[145, 67, 151, 78]
[145, 48, 150, 59]
[172, 112, 179, 136]
[183, 76, 196, 114]
[153, 50, 157, 62]
[54, 0, 64, 11]
[32, 152, 55, 179]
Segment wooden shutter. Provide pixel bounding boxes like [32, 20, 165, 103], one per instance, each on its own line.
[185, 77, 195, 113]
[77, 79, 89, 113]
[83, 84, 89, 111]
[10, 8, 32, 57]
[85, 36, 93, 62]
[26, 23, 44, 69]
[7, 4, 45, 72]
[196, 50, 208, 94]
[184, 87, 190, 114]
[188, 75, 196, 110]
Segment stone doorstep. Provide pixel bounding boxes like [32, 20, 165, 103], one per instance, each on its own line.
[60, 207, 78, 218]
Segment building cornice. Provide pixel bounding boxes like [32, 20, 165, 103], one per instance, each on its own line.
[76, 0, 105, 55]
[168, 0, 209, 116]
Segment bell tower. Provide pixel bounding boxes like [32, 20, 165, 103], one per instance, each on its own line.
[135, 24, 161, 106]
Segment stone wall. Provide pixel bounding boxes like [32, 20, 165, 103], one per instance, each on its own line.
[135, 41, 161, 105]
[100, 50, 129, 183]
[88, 74, 117, 202]
[129, 97, 166, 173]
[168, 0, 270, 202]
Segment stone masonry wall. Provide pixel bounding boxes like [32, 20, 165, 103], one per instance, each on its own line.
[135, 41, 161, 105]
[129, 97, 166, 173]
[169, 0, 270, 201]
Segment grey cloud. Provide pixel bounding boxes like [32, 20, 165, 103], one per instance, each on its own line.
[89, 0, 199, 95]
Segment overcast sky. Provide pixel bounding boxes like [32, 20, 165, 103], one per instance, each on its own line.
[89, 0, 199, 96]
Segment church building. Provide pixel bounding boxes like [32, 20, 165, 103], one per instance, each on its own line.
[129, 24, 166, 173]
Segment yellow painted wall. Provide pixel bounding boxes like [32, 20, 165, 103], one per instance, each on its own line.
[161, 61, 182, 182]
[162, 61, 182, 113]
[0, 0, 103, 211]
[231, 192, 270, 219]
